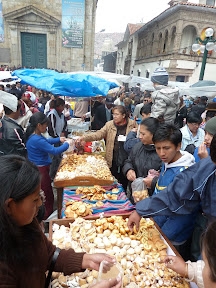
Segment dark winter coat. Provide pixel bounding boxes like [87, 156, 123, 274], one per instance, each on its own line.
[0, 116, 26, 157]
[123, 142, 162, 196]
[175, 104, 187, 128]
[91, 104, 113, 130]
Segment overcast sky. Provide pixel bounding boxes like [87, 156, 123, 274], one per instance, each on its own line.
[95, 0, 198, 33]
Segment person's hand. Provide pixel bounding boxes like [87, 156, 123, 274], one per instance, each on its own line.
[164, 256, 187, 277]
[198, 142, 209, 159]
[60, 137, 66, 143]
[90, 276, 121, 288]
[131, 128, 138, 133]
[66, 139, 74, 146]
[82, 253, 116, 271]
[77, 136, 86, 146]
[126, 170, 136, 181]
[143, 176, 154, 188]
[127, 211, 141, 232]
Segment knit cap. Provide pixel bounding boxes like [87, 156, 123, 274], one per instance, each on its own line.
[151, 67, 169, 86]
[205, 116, 216, 135]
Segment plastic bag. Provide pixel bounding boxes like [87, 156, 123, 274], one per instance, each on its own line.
[131, 177, 149, 203]
[98, 260, 123, 286]
[65, 139, 75, 153]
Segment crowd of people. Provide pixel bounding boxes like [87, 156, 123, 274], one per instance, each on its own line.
[0, 66, 216, 287]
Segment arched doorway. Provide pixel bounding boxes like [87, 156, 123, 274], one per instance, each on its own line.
[180, 25, 197, 54]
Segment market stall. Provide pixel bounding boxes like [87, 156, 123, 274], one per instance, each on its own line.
[53, 152, 134, 218]
[61, 183, 135, 219]
[49, 215, 198, 288]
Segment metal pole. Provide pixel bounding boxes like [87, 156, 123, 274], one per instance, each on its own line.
[199, 47, 208, 81]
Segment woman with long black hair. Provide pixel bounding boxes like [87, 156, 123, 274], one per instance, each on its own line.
[25, 112, 70, 218]
[0, 155, 121, 288]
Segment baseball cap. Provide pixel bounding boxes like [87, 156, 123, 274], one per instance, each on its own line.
[105, 96, 115, 104]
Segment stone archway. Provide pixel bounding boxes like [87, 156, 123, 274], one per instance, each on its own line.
[180, 25, 197, 54]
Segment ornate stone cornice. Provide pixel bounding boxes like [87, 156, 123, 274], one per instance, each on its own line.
[4, 5, 61, 29]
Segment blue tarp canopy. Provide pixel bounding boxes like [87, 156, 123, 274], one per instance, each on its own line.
[12, 69, 118, 97]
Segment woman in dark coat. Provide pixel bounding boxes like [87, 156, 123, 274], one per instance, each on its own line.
[123, 117, 162, 203]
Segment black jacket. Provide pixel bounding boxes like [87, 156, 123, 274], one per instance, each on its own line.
[123, 142, 162, 196]
[175, 105, 187, 128]
[91, 104, 113, 130]
[0, 116, 26, 157]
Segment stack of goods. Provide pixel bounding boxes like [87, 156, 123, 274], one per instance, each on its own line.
[54, 154, 114, 184]
[61, 184, 135, 218]
[51, 216, 190, 288]
[76, 186, 118, 201]
[133, 189, 149, 203]
[64, 201, 94, 218]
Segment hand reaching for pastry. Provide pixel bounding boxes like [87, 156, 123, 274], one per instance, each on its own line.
[77, 136, 86, 146]
[82, 253, 116, 271]
[164, 255, 187, 277]
[127, 211, 141, 232]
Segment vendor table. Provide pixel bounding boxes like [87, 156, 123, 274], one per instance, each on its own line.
[54, 153, 117, 218]
[49, 215, 198, 288]
[61, 182, 135, 218]
[54, 182, 134, 219]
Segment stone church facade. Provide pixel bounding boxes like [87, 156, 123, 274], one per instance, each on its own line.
[0, 0, 97, 71]
[117, 0, 216, 82]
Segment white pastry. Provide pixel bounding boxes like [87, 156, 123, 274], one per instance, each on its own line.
[127, 248, 135, 255]
[123, 237, 131, 245]
[110, 235, 118, 245]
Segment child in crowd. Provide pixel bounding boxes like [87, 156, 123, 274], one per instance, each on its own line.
[150, 67, 179, 123]
[194, 116, 216, 162]
[124, 102, 152, 154]
[0, 155, 121, 288]
[144, 124, 198, 246]
[164, 221, 216, 288]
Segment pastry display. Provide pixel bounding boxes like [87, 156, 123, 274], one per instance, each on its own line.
[133, 190, 149, 203]
[51, 216, 190, 288]
[76, 185, 118, 201]
[55, 154, 114, 182]
[64, 201, 93, 218]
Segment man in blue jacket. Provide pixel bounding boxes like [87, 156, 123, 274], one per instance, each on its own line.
[150, 124, 198, 244]
[128, 133, 216, 231]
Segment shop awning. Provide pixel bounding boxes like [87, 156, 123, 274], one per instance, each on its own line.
[12, 69, 118, 97]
